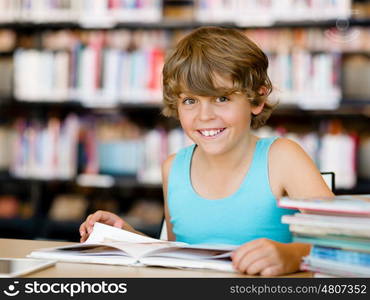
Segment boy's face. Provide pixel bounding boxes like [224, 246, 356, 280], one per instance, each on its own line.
[177, 75, 264, 156]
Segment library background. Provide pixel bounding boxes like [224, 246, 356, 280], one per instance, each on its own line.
[0, 0, 369, 242]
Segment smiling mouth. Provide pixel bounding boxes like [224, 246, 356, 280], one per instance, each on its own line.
[197, 128, 226, 137]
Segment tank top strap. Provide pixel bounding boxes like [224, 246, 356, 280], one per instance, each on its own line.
[237, 136, 279, 193]
[255, 136, 279, 160]
[167, 144, 196, 199]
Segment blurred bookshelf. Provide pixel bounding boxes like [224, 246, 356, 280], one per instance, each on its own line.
[1, 0, 370, 241]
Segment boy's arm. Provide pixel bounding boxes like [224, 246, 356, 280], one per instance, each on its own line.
[161, 154, 177, 241]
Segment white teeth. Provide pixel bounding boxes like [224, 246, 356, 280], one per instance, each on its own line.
[200, 129, 224, 137]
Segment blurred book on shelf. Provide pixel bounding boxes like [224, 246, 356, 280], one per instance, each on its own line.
[48, 194, 88, 222]
[0, 186, 33, 219]
[0, 29, 15, 52]
[97, 115, 143, 176]
[280, 194, 370, 277]
[0, 195, 19, 218]
[98, 140, 144, 175]
[0, 57, 13, 98]
[124, 198, 164, 227]
[319, 132, 357, 190]
[359, 136, 370, 180]
[90, 197, 120, 215]
[353, 0, 370, 19]
[343, 55, 370, 101]
[163, 0, 194, 21]
[0, 126, 12, 170]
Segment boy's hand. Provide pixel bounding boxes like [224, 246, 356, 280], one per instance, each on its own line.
[231, 238, 310, 276]
[79, 210, 126, 242]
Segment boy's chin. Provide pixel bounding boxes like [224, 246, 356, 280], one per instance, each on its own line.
[197, 144, 229, 156]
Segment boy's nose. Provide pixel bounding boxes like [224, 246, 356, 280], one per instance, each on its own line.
[198, 102, 216, 121]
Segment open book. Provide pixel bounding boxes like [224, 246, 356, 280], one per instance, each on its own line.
[29, 222, 237, 273]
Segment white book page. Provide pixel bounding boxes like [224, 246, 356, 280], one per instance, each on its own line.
[146, 248, 233, 260]
[130, 243, 237, 260]
[282, 214, 370, 229]
[29, 250, 137, 266]
[85, 222, 162, 244]
[291, 213, 370, 223]
[140, 256, 234, 273]
[280, 195, 370, 214]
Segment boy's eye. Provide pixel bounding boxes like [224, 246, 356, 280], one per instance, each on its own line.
[182, 98, 196, 105]
[216, 96, 230, 103]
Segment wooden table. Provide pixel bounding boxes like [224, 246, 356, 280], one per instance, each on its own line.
[0, 239, 312, 278]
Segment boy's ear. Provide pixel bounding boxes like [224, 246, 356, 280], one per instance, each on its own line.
[251, 86, 267, 115]
[251, 102, 265, 116]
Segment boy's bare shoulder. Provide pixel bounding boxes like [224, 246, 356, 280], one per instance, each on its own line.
[269, 137, 308, 165]
[270, 137, 303, 153]
[269, 137, 333, 198]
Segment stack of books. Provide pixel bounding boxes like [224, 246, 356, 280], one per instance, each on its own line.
[279, 194, 370, 277]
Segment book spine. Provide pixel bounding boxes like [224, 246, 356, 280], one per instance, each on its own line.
[311, 245, 370, 266]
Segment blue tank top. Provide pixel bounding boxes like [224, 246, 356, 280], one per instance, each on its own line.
[167, 136, 297, 245]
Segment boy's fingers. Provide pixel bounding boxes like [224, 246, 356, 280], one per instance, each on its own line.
[86, 213, 100, 233]
[87, 213, 98, 226]
[79, 222, 87, 236]
[243, 257, 273, 275]
[260, 265, 282, 277]
[95, 211, 118, 225]
[88, 211, 111, 226]
[113, 219, 124, 228]
[79, 222, 89, 243]
[79, 211, 123, 242]
[231, 240, 263, 267]
[233, 248, 267, 273]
